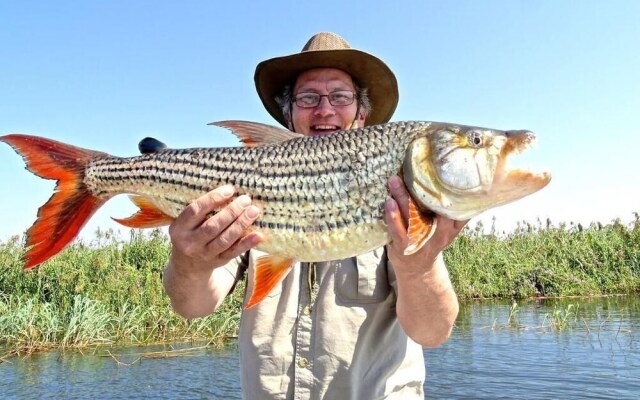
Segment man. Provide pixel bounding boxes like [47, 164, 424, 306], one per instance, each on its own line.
[163, 32, 466, 399]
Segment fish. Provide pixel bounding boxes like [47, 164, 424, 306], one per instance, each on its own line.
[1, 120, 551, 308]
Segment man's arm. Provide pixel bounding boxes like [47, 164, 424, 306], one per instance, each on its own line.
[163, 185, 262, 318]
[385, 176, 466, 348]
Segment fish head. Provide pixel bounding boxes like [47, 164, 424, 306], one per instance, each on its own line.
[403, 123, 551, 220]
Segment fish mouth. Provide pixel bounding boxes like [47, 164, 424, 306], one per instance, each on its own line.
[491, 130, 551, 201]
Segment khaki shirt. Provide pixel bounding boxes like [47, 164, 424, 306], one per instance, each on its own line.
[225, 248, 425, 400]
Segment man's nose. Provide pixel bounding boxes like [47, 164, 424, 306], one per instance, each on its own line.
[313, 96, 336, 117]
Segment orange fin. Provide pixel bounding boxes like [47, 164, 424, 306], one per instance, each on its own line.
[0, 134, 110, 269]
[113, 195, 174, 228]
[404, 199, 437, 255]
[245, 255, 295, 309]
[210, 120, 303, 147]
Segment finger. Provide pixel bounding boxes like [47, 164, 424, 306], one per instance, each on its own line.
[207, 205, 260, 254]
[217, 231, 264, 263]
[385, 198, 408, 250]
[454, 219, 469, 231]
[176, 185, 236, 230]
[195, 194, 252, 241]
[388, 176, 411, 222]
[429, 216, 469, 252]
[436, 215, 468, 234]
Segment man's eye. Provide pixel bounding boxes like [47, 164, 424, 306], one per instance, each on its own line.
[299, 94, 318, 104]
[330, 92, 353, 104]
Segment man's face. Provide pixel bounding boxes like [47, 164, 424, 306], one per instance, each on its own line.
[290, 68, 366, 136]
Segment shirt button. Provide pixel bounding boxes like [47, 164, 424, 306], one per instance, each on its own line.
[298, 358, 309, 368]
[303, 306, 311, 315]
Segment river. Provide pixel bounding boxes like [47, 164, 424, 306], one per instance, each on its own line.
[2, 296, 638, 399]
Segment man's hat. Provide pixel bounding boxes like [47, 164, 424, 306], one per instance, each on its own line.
[254, 32, 398, 127]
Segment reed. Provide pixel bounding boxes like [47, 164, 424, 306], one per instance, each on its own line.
[446, 213, 640, 299]
[1, 213, 638, 353]
[0, 229, 242, 355]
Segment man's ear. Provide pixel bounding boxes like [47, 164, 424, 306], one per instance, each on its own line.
[358, 111, 367, 125]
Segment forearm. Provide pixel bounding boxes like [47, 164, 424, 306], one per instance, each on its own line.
[163, 258, 235, 319]
[395, 253, 459, 348]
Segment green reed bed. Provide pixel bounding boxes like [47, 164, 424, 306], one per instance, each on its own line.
[0, 229, 243, 357]
[446, 214, 640, 299]
[1, 214, 639, 355]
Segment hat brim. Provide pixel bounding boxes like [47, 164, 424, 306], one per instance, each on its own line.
[255, 48, 398, 127]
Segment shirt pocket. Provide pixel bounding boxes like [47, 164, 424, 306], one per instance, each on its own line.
[334, 249, 391, 305]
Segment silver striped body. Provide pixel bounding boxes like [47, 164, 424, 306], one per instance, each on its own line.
[84, 121, 427, 261]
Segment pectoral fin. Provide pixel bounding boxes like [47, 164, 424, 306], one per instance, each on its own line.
[112, 195, 174, 228]
[245, 255, 295, 309]
[404, 199, 437, 255]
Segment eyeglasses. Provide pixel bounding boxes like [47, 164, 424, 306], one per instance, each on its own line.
[294, 90, 356, 108]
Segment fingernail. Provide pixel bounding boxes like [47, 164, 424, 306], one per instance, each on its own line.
[238, 195, 251, 207]
[220, 185, 234, 197]
[246, 205, 260, 218]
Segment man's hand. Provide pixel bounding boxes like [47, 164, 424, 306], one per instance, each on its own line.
[164, 185, 263, 318]
[168, 185, 263, 276]
[385, 176, 467, 272]
[384, 175, 464, 347]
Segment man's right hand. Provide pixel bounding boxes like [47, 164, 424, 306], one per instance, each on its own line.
[168, 185, 263, 274]
[163, 185, 262, 318]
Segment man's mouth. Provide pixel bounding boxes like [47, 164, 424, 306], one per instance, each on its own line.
[310, 124, 342, 135]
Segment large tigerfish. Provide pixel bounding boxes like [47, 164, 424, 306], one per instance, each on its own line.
[1, 120, 551, 308]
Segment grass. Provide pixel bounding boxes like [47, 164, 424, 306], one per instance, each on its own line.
[446, 214, 640, 299]
[0, 213, 639, 356]
[0, 229, 243, 358]
[490, 301, 580, 332]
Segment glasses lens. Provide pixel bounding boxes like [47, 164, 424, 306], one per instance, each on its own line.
[295, 93, 320, 107]
[329, 91, 354, 106]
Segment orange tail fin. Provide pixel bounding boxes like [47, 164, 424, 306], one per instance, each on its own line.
[1, 134, 109, 269]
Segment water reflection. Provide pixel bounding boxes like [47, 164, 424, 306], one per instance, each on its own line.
[1, 297, 639, 399]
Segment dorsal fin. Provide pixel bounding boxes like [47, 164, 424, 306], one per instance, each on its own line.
[138, 137, 167, 154]
[209, 120, 303, 147]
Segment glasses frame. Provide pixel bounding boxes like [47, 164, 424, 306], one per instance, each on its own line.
[293, 90, 356, 108]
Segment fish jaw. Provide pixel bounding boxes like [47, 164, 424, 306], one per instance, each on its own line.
[403, 125, 551, 220]
[480, 130, 551, 214]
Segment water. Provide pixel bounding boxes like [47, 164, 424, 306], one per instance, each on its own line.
[424, 296, 640, 399]
[2, 296, 639, 399]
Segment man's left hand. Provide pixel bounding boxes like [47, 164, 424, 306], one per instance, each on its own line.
[385, 176, 467, 272]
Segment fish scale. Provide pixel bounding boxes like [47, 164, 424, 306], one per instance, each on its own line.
[83, 121, 423, 260]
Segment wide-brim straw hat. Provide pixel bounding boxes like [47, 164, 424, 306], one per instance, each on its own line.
[254, 32, 398, 127]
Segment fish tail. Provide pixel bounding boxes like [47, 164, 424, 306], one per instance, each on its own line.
[1, 134, 109, 269]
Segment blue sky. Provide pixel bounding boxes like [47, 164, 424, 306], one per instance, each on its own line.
[1, 1, 638, 242]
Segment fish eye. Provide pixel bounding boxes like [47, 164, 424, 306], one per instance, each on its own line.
[468, 131, 483, 147]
